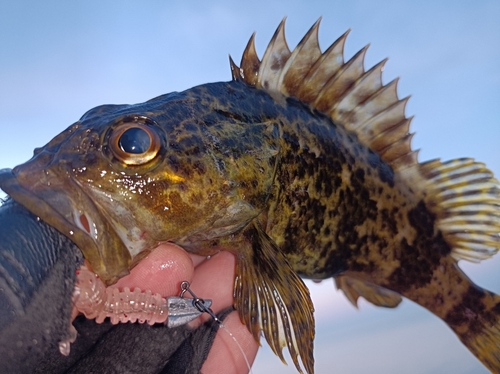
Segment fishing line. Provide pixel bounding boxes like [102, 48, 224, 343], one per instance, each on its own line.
[70, 272, 253, 371]
[218, 322, 254, 374]
[180, 281, 253, 374]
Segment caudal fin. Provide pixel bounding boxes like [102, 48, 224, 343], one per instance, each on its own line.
[444, 285, 500, 371]
[416, 157, 500, 370]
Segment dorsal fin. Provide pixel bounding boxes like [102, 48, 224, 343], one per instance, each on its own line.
[257, 18, 291, 91]
[231, 18, 415, 171]
[240, 33, 260, 86]
[278, 17, 322, 96]
[419, 158, 500, 262]
[231, 19, 500, 264]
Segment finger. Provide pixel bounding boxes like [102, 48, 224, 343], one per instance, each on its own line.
[188, 251, 258, 373]
[112, 243, 194, 297]
[189, 250, 237, 324]
[201, 311, 259, 374]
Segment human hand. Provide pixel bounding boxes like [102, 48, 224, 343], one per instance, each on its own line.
[112, 243, 259, 374]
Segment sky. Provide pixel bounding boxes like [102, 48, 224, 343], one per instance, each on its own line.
[1, 1, 499, 373]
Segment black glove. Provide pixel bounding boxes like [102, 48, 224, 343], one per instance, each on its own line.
[0, 198, 226, 374]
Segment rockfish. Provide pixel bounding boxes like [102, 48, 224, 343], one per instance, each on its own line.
[1, 19, 500, 373]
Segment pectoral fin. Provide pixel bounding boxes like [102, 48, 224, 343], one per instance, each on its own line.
[232, 221, 315, 374]
[335, 275, 402, 308]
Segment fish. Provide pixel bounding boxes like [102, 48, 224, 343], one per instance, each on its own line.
[1, 18, 500, 373]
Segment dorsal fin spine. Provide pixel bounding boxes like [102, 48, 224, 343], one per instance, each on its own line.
[297, 29, 350, 103]
[331, 59, 388, 130]
[240, 32, 260, 85]
[338, 79, 400, 133]
[313, 46, 369, 112]
[369, 119, 412, 152]
[280, 18, 322, 96]
[258, 18, 291, 90]
[229, 55, 243, 81]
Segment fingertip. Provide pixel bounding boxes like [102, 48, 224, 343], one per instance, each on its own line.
[189, 251, 236, 312]
[113, 242, 194, 297]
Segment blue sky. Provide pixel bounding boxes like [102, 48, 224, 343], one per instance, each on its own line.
[1, 1, 499, 373]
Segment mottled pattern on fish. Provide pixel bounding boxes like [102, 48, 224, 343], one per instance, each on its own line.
[1, 19, 500, 373]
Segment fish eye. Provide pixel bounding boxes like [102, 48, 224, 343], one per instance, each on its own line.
[109, 121, 161, 165]
[119, 127, 151, 154]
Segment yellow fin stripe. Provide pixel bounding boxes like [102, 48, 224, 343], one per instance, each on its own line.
[420, 158, 500, 263]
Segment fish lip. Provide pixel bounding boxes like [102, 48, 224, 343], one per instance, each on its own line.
[0, 165, 131, 285]
[0, 167, 83, 237]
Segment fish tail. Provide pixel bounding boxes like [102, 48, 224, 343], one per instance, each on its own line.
[401, 258, 500, 370]
[442, 275, 500, 371]
[406, 158, 500, 370]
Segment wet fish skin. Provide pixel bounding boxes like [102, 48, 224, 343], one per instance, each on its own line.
[0, 84, 284, 280]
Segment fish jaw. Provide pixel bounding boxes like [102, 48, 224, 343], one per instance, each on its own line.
[0, 158, 131, 285]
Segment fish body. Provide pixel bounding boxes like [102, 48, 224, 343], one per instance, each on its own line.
[1, 20, 500, 373]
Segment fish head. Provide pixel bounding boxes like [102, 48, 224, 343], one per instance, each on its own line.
[0, 84, 280, 284]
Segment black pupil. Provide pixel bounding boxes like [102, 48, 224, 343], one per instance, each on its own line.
[119, 127, 151, 154]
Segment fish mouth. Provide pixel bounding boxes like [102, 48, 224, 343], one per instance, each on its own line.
[0, 162, 131, 285]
